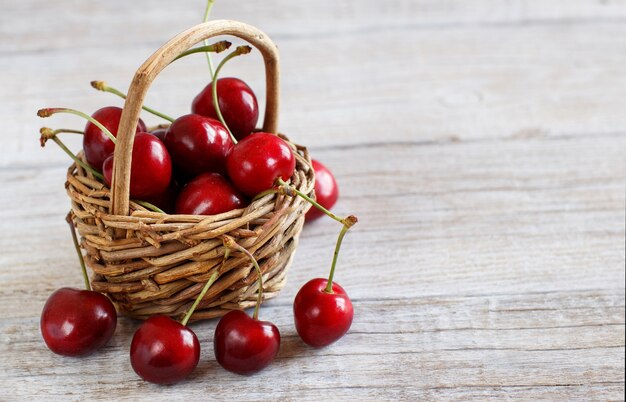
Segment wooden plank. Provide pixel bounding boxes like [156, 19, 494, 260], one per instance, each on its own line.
[0, 135, 623, 314]
[1, 289, 622, 400]
[1, 0, 625, 400]
[3, 10, 626, 168]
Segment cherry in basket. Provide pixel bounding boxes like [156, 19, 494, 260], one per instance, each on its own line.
[102, 132, 172, 200]
[83, 106, 147, 171]
[192, 77, 258, 141]
[163, 114, 233, 177]
[226, 132, 296, 197]
[175, 172, 247, 215]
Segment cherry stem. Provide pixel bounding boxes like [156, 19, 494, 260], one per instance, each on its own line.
[202, 0, 217, 77]
[171, 40, 231, 63]
[90, 81, 175, 123]
[133, 200, 165, 214]
[40, 127, 104, 180]
[180, 270, 219, 326]
[66, 214, 91, 291]
[211, 45, 252, 144]
[38, 108, 117, 144]
[276, 177, 347, 225]
[252, 188, 278, 201]
[325, 215, 357, 294]
[223, 235, 264, 320]
[39, 128, 165, 214]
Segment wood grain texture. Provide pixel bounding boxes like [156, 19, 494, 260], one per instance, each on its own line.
[0, 0, 624, 400]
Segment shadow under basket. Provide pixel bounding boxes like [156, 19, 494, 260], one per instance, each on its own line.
[67, 137, 312, 321]
[64, 20, 314, 322]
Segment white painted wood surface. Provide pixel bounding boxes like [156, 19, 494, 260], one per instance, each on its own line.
[0, 1, 624, 400]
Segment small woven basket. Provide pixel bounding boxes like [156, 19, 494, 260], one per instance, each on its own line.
[66, 20, 313, 321]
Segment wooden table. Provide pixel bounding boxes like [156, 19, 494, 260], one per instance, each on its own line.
[1, 1, 624, 400]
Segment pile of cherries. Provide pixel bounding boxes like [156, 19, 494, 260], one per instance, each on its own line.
[38, 38, 357, 384]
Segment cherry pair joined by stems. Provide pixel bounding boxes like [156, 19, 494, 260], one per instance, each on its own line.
[40, 216, 117, 356]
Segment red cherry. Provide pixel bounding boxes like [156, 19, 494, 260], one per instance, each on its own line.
[293, 278, 353, 348]
[214, 310, 280, 375]
[102, 132, 172, 200]
[175, 173, 247, 215]
[226, 133, 295, 197]
[130, 315, 200, 385]
[83, 106, 146, 171]
[306, 160, 340, 222]
[40, 287, 117, 356]
[143, 179, 180, 214]
[150, 127, 167, 142]
[163, 114, 234, 177]
[192, 77, 259, 141]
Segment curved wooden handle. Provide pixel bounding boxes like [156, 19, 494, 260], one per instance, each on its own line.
[111, 20, 280, 217]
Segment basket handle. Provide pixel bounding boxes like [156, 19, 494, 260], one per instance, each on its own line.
[111, 20, 280, 217]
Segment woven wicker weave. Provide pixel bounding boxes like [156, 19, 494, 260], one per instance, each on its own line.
[65, 20, 313, 321]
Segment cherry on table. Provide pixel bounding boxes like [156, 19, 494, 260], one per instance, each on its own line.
[129, 270, 220, 385]
[306, 159, 339, 222]
[226, 132, 295, 197]
[102, 132, 172, 200]
[192, 77, 259, 141]
[293, 278, 353, 348]
[175, 172, 247, 215]
[214, 310, 280, 375]
[163, 114, 233, 177]
[83, 106, 147, 171]
[40, 287, 117, 356]
[213, 236, 280, 375]
[130, 315, 200, 385]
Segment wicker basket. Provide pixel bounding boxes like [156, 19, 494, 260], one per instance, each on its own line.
[66, 20, 314, 321]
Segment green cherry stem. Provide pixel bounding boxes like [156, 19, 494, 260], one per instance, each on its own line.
[223, 235, 264, 320]
[180, 270, 219, 326]
[276, 177, 347, 225]
[211, 45, 252, 144]
[39, 127, 104, 180]
[133, 200, 165, 214]
[202, 0, 216, 77]
[90, 81, 175, 123]
[39, 128, 165, 214]
[325, 215, 358, 294]
[66, 213, 91, 291]
[37, 108, 117, 143]
[171, 40, 231, 63]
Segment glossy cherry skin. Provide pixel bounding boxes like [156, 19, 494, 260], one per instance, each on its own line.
[175, 173, 247, 215]
[226, 132, 295, 197]
[214, 310, 280, 375]
[102, 132, 172, 200]
[130, 315, 200, 385]
[83, 106, 147, 171]
[40, 287, 117, 356]
[192, 77, 259, 141]
[293, 278, 353, 348]
[306, 159, 340, 222]
[163, 114, 234, 177]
